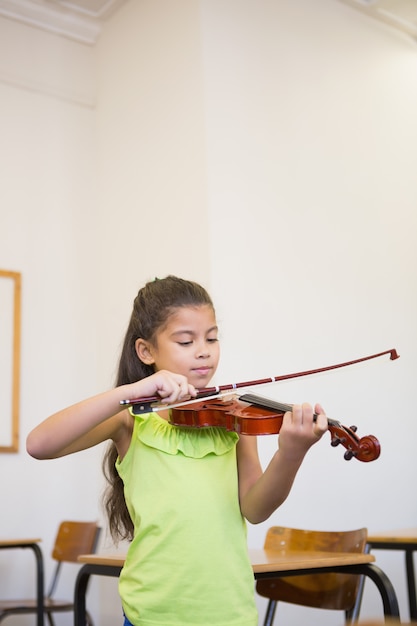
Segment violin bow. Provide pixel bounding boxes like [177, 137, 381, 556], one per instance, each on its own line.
[120, 348, 399, 411]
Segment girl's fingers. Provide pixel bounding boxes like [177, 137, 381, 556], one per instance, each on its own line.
[284, 402, 328, 435]
[152, 371, 196, 403]
[287, 403, 314, 424]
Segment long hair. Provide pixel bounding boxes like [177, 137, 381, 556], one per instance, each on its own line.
[102, 276, 214, 541]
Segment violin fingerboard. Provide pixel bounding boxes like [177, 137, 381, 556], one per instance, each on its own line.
[239, 394, 292, 413]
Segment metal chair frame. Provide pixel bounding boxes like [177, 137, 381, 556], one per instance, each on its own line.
[0, 520, 101, 626]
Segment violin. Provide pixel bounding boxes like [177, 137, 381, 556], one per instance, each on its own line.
[122, 349, 399, 463]
[165, 393, 381, 463]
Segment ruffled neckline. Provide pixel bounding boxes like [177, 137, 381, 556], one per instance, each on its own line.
[130, 408, 239, 458]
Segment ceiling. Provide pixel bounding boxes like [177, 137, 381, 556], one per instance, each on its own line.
[0, 0, 416, 45]
[0, 0, 127, 44]
[339, 0, 417, 39]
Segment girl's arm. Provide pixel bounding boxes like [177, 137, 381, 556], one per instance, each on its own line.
[237, 403, 327, 524]
[26, 370, 196, 460]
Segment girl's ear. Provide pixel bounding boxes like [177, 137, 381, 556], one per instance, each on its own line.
[135, 338, 155, 365]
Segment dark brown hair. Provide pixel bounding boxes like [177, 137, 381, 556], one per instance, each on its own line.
[102, 276, 214, 541]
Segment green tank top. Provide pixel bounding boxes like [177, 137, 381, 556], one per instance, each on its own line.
[116, 410, 258, 626]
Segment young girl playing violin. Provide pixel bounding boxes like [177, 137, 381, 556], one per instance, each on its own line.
[27, 275, 328, 626]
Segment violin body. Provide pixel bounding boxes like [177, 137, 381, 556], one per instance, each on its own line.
[169, 394, 381, 463]
[170, 397, 285, 436]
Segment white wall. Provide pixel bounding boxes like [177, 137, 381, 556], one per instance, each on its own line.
[93, 0, 210, 381]
[0, 13, 104, 626]
[0, 1, 416, 624]
[200, 1, 417, 623]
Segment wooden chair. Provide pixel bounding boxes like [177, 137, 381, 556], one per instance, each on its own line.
[256, 526, 368, 626]
[0, 520, 101, 626]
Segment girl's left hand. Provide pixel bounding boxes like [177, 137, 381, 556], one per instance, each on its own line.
[277, 402, 328, 462]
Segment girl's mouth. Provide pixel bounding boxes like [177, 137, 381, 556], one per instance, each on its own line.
[192, 367, 211, 377]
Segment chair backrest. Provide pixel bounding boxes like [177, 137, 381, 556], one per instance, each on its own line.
[51, 521, 101, 563]
[47, 520, 101, 599]
[256, 526, 368, 611]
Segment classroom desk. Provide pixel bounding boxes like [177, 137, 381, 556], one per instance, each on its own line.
[0, 538, 44, 626]
[74, 549, 400, 625]
[368, 529, 417, 622]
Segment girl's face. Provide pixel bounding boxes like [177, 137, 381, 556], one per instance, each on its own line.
[136, 304, 220, 388]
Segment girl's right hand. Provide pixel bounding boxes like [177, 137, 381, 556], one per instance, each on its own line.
[127, 370, 197, 405]
[26, 370, 196, 460]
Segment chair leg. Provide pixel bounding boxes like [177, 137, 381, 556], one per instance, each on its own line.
[263, 600, 278, 626]
[46, 612, 56, 626]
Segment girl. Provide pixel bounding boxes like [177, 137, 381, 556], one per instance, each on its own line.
[27, 275, 328, 626]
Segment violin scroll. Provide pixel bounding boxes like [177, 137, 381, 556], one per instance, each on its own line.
[328, 422, 380, 462]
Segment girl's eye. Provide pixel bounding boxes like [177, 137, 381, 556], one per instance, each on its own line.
[176, 337, 218, 346]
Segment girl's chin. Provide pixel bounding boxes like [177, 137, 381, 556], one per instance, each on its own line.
[189, 372, 213, 388]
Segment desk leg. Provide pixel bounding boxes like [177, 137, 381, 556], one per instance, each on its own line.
[74, 565, 90, 626]
[405, 549, 417, 621]
[355, 563, 400, 621]
[0, 543, 44, 626]
[31, 543, 45, 626]
[255, 564, 400, 622]
[74, 563, 122, 626]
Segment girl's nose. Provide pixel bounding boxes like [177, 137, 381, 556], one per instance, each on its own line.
[195, 342, 209, 358]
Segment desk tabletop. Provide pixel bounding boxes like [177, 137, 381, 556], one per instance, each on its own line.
[249, 549, 374, 572]
[78, 549, 375, 573]
[368, 529, 417, 544]
[78, 553, 125, 567]
[0, 538, 41, 547]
